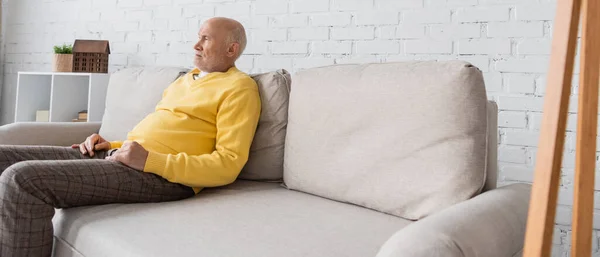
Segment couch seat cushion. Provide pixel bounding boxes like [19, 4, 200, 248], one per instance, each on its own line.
[53, 181, 410, 257]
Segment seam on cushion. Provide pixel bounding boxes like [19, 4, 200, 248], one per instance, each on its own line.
[451, 239, 467, 257]
[276, 69, 291, 93]
[511, 248, 523, 257]
[482, 101, 499, 192]
[449, 65, 488, 197]
[470, 65, 488, 196]
[478, 100, 490, 195]
[54, 235, 86, 257]
[226, 180, 284, 188]
[489, 101, 499, 191]
[439, 233, 467, 257]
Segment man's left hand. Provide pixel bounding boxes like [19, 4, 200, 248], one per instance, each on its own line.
[106, 141, 149, 171]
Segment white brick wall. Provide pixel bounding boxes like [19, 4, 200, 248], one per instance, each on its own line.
[289, 28, 328, 40]
[311, 13, 352, 26]
[290, 0, 328, 13]
[403, 9, 451, 24]
[395, 25, 426, 38]
[0, 0, 588, 255]
[458, 39, 511, 55]
[487, 22, 544, 38]
[313, 41, 352, 54]
[455, 7, 509, 22]
[405, 40, 452, 54]
[270, 14, 307, 28]
[331, 27, 375, 40]
[430, 24, 481, 39]
[506, 74, 536, 94]
[355, 12, 398, 26]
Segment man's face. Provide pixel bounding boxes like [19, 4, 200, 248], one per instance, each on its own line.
[193, 23, 228, 72]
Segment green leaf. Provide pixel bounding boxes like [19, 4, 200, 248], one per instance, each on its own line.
[53, 43, 73, 54]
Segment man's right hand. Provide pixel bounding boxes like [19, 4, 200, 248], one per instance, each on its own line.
[71, 134, 111, 157]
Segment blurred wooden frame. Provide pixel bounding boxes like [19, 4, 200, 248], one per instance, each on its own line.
[0, 2, 3, 47]
[523, 0, 600, 256]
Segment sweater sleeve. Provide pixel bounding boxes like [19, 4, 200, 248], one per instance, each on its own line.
[109, 141, 124, 149]
[142, 87, 261, 188]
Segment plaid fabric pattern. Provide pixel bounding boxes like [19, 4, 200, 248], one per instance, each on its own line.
[0, 145, 195, 257]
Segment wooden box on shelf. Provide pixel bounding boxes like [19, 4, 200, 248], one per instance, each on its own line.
[15, 72, 110, 123]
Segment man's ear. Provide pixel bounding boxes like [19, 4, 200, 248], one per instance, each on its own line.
[227, 43, 239, 58]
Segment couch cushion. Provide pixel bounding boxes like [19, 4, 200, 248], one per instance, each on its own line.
[484, 101, 498, 192]
[98, 67, 290, 181]
[53, 181, 411, 257]
[99, 67, 188, 141]
[283, 61, 488, 220]
[240, 70, 291, 180]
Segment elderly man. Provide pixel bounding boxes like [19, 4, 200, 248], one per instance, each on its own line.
[0, 17, 261, 256]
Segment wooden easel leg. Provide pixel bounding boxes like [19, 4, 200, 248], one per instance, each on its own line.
[523, 0, 582, 256]
[571, 0, 600, 256]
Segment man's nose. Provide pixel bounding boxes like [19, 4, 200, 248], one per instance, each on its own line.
[194, 41, 202, 50]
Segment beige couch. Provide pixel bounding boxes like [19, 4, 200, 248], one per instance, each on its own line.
[0, 61, 531, 257]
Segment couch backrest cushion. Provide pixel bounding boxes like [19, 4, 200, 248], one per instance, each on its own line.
[240, 70, 291, 180]
[283, 61, 488, 220]
[99, 66, 290, 181]
[99, 67, 189, 142]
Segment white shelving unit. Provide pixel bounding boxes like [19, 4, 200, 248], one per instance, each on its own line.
[15, 72, 110, 122]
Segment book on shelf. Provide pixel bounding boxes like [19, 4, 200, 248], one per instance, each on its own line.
[72, 110, 88, 122]
[36, 110, 49, 122]
[78, 110, 88, 120]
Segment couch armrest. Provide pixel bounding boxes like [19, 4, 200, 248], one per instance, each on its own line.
[376, 183, 531, 257]
[0, 122, 102, 146]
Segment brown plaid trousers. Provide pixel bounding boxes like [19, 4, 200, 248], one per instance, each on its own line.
[0, 145, 195, 257]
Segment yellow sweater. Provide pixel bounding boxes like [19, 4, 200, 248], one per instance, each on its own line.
[110, 67, 261, 193]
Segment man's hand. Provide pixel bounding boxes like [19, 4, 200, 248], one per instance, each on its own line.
[71, 133, 111, 157]
[105, 141, 149, 171]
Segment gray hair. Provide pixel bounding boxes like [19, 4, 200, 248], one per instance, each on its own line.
[227, 25, 247, 60]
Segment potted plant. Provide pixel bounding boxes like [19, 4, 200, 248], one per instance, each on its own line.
[53, 44, 73, 72]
